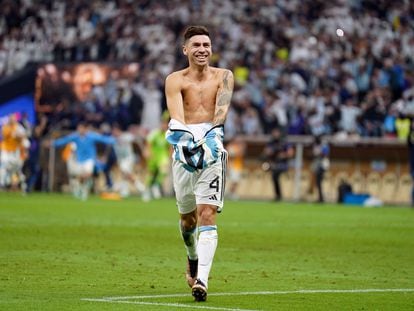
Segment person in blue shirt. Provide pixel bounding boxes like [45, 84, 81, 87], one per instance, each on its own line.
[52, 121, 115, 200]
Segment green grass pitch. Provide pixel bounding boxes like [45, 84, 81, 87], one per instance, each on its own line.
[0, 192, 413, 310]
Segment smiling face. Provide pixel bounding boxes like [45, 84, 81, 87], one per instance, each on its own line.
[183, 34, 212, 67]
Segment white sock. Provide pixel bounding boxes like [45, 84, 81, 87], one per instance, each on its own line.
[0, 167, 7, 186]
[197, 225, 218, 288]
[134, 180, 145, 193]
[80, 179, 92, 201]
[19, 173, 27, 192]
[179, 221, 198, 260]
[151, 184, 161, 199]
[71, 178, 81, 198]
[119, 180, 130, 197]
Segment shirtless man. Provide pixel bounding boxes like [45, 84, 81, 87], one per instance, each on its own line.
[165, 25, 234, 302]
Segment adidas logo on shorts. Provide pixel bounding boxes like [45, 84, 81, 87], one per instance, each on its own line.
[208, 194, 217, 201]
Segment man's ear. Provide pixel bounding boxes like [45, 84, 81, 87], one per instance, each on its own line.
[182, 45, 188, 56]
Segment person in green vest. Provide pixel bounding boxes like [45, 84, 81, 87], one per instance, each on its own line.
[395, 113, 411, 141]
[142, 112, 170, 201]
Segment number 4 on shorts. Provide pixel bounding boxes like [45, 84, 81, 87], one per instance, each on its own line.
[209, 176, 219, 192]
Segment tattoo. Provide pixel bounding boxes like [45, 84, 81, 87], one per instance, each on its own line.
[213, 70, 233, 125]
[217, 93, 232, 106]
[215, 109, 225, 124]
[223, 70, 229, 90]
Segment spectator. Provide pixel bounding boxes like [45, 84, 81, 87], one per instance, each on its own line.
[395, 113, 411, 141]
[241, 106, 263, 136]
[339, 98, 362, 135]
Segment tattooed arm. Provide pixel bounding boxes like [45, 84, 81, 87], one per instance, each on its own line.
[213, 69, 234, 126]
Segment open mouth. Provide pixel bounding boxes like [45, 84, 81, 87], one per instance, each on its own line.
[195, 55, 208, 61]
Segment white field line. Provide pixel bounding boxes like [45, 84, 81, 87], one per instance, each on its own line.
[81, 298, 259, 311]
[90, 288, 414, 301]
[81, 288, 414, 310]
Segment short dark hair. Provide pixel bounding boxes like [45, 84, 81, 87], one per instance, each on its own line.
[183, 25, 210, 42]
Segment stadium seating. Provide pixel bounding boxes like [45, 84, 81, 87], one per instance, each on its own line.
[381, 172, 398, 204]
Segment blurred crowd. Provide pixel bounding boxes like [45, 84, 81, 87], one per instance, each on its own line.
[1, 0, 414, 140]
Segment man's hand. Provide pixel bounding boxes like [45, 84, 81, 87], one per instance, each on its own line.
[200, 125, 224, 166]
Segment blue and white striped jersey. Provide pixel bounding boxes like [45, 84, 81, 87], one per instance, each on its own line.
[166, 119, 224, 172]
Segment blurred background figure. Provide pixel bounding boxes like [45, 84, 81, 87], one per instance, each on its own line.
[263, 127, 294, 201]
[308, 135, 330, 203]
[112, 123, 145, 198]
[52, 121, 115, 200]
[25, 114, 48, 193]
[226, 136, 246, 200]
[142, 115, 170, 201]
[407, 120, 414, 207]
[0, 114, 30, 193]
[93, 123, 117, 193]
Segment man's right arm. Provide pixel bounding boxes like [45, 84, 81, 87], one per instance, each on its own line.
[165, 73, 185, 123]
[53, 133, 76, 148]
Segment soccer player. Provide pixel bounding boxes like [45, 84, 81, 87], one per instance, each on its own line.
[52, 121, 115, 200]
[112, 124, 145, 198]
[143, 115, 170, 201]
[165, 25, 233, 301]
[0, 114, 29, 192]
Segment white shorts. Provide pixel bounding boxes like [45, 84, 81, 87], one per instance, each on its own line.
[0, 150, 23, 173]
[118, 156, 135, 175]
[67, 159, 94, 177]
[172, 151, 227, 215]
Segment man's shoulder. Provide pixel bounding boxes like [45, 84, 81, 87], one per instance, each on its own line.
[166, 69, 186, 81]
[211, 67, 233, 75]
[213, 66, 232, 72]
[167, 67, 232, 78]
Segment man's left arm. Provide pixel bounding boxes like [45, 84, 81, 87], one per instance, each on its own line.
[213, 69, 234, 126]
[199, 70, 234, 167]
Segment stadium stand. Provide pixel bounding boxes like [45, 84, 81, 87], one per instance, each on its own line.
[0, 0, 413, 138]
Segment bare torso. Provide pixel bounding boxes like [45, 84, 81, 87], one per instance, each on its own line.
[166, 67, 226, 124]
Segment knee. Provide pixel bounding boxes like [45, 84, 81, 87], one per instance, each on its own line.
[181, 211, 197, 230]
[197, 205, 217, 226]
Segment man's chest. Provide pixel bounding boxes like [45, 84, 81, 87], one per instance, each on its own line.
[181, 79, 219, 100]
